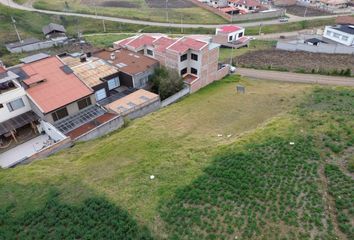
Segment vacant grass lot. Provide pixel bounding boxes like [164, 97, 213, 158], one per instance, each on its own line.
[0, 76, 315, 237]
[30, 0, 225, 24]
[219, 40, 276, 63]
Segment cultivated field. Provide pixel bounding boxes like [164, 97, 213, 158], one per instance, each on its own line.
[27, 0, 225, 23]
[236, 49, 354, 76]
[284, 5, 332, 17]
[0, 74, 353, 239]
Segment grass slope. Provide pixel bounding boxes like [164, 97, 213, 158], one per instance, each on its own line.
[159, 87, 354, 239]
[0, 76, 311, 238]
[31, 0, 225, 24]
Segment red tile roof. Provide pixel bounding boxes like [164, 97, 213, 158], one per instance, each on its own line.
[230, 0, 261, 7]
[167, 37, 208, 54]
[126, 35, 156, 49]
[22, 56, 92, 114]
[218, 25, 243, 33]
[153, 36, 177, 53]
[219, 7, 239, 13]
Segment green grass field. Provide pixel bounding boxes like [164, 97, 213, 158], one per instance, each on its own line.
[218, 40, 277, 63]
[0, 74, 353, 239]
[27, 0, 225, 24]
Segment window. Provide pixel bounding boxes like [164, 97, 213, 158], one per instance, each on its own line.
[333, 33, 340, 39]
[229, 35, 233, 41]
[52, 108, 69, 122]
[7, 98, 25, 112]
[180, 68, 187, 76]
[180, 54, 188, 62]
[238, 32, 243, 38]
[95, 89, 107, 101]
[191, 53, 198, 61]
[108, 77, 120, 90]
[147, 49, 153, 56]
[0, 103, 3, 109]
[326, 30, 332, 36]
[191, 68, 198, 75]
[77, 97, 92, 110]
[342, 36, 348, 41]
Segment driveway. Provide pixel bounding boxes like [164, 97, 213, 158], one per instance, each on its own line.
[237, 68, 354, 87]
[0, 0, 352, 29]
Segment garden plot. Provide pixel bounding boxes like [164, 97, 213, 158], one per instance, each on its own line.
[31, 0, 224, 23]
[284, 5, 332, 17]
[236, 49, 354, 75]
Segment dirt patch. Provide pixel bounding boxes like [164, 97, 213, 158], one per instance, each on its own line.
[236, 49, 354, 74]
[100, 1, 139, 8]
[80, 0, 139, 8]
[284, 5, 332, 17]
[145, 0, 195, 8]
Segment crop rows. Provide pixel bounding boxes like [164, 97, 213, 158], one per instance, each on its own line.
[0, 193, 153, 240]
[325, 164, 354, 239]
[160, 135, 334, 239]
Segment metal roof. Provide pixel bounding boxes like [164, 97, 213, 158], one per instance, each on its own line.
[42, 23, 66, 36]
[5, 38, 41, 50]
[20, 53, 50, 64]
[0, 111, 39, 136]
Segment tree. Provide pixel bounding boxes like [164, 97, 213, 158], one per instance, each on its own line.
[150, 66, 184, 100]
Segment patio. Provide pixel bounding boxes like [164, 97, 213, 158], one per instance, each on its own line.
[0, 134, 52, 168]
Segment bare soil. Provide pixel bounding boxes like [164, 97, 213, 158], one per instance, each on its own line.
[236, 49, 354, 73]
[99, 1, 139, 8]
[284, 5, 332, 17]
[145, 0, 195, 8]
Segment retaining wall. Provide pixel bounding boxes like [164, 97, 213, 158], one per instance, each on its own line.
[276, 41, 354, 54]
[74, 115, 124, 142]
[124, 99, 161, 120]
[161, 87, 190, 107]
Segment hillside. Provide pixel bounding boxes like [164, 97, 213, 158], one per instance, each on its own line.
[0, 75, 353, 239]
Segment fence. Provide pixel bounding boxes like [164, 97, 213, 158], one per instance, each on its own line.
[296, 2, 353, 14]
[161, 87, 190, 107]
[276, 41, 354, 54]
[230, 9, 285, 22]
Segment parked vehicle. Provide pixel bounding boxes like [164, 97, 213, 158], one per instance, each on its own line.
[279, 18, 289, 23]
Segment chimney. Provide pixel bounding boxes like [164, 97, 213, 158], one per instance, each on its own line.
[110, 52, 116, 60]
[80, 53, 87, 62]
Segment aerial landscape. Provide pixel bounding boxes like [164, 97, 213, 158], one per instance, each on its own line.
[0, 0, 353, 239]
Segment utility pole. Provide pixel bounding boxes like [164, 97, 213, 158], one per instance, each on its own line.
[181, 14, 183, 33]
[258, 23, 263, 36]
[165, 0, 169, 23]
[230, 46, 234, 66]
[11, 17, 22, 42]
[304, 6, 308, 18]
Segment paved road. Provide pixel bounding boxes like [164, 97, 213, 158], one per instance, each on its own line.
[237, 68, 354, 87]
[0, 0, 351, 29]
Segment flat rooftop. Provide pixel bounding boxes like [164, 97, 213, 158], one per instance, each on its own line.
[105, 89, 159, 115]
[61, 56, 118, 88]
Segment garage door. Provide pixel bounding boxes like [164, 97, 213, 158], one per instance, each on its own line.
[95, 89, 107, 101]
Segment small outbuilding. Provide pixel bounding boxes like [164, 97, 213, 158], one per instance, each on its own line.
[42, 23, 67, 39]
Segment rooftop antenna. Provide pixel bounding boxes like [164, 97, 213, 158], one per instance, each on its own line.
[11, 16, 22, 43]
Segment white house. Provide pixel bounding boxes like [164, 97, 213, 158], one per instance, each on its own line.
[215, 25, 245, 43]
[0, 67, 32, 123]
[323, 24, 354, 46]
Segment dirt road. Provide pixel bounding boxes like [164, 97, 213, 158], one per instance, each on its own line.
[0, 0, 352, 29]
[237, 68, 354, 87]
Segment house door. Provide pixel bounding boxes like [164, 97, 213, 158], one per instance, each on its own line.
[95, 89, 107, 101]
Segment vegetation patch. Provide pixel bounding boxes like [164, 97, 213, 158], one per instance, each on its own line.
[159, 87, 354, 239]
[325, 164, 354, 239]
[236, 49, 354, 76]
[0, 190, 153, 239]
